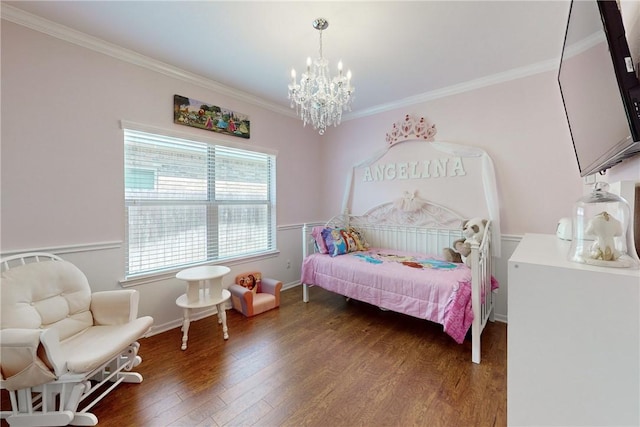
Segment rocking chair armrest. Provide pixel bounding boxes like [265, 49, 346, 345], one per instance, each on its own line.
[0, 328, 65, 390]
[38, 328, 66, 376]
[91, 289, 140, 325]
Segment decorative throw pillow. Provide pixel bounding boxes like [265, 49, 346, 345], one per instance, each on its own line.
[322, 228, 347, 257]
[348, 226, 369, 251]
[321, 228, 365, 257]
[312, 226, 330, 254]
[236, 272, 262, 294]
[341, 229, 359, 252]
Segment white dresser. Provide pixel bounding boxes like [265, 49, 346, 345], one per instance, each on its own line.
[508, 233, 640, 426]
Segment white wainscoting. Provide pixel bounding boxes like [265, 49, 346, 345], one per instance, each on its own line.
[1, 227, 520, 335]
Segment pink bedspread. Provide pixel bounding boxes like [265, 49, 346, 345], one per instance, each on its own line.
[301, 248, 498, 343]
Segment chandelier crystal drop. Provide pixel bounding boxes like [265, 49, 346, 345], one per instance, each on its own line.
[288, 18, 354, 135]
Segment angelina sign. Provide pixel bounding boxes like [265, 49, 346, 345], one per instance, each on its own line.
[362, 157, 466, 182]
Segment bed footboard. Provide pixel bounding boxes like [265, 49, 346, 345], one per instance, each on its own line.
[470, 220, 495, 364]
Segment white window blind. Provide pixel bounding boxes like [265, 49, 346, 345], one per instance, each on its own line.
[124, 128, 276, 277]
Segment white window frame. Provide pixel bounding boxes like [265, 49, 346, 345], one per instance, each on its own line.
[120, 121, 277, 283]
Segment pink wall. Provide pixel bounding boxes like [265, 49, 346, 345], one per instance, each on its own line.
[0, 21, 324, 251]
[2, 12, 637, 326]
[1, 16, 636, 249]
[325, 72, 585, 235]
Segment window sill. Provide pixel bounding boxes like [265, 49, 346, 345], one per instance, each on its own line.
[120, 249, 281, 288]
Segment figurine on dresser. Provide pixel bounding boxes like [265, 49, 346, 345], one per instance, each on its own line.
[569, 182, 638, 268]
[585, 211, 623, 261]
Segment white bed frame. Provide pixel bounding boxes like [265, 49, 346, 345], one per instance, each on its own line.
[301, 197, 495, 364]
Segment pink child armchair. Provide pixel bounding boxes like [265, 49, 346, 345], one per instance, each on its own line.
[229, 271, 282, 317]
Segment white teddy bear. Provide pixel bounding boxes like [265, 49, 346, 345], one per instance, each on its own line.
[462, 217, 487, 245]
[443, 217, 488, 266]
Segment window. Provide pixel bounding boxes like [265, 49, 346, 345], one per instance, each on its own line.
[123, 128, 276, 278]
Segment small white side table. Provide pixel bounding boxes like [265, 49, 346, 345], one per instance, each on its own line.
[175, 265, 231, 350]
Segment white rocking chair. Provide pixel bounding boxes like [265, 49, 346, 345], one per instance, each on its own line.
[0, 253, 154, 426]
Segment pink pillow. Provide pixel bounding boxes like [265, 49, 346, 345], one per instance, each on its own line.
[312, 226, 329, 254]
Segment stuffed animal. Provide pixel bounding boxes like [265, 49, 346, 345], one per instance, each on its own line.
[443, 218, 487, 266]
[462, 217, 487, 244]
[443, 238, 468, 263]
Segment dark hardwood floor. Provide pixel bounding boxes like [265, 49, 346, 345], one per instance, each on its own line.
[2, 286, 507, 426]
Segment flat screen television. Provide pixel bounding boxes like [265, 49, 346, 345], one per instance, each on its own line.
[558, 0, 640, 177]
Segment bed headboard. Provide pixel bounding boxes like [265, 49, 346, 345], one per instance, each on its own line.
[318, 193, 467, 256]
[340, 114, 501, 256]
[303, 189, 494, 258]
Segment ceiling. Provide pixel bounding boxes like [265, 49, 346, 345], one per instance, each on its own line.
[2, 1, 572, 118]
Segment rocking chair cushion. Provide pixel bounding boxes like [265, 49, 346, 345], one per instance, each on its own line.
[62, 317, 153, 373]
[1, 260, 93, 340]
[0, 328, 57, 391]
[0, 256, 154, 377]
[0, 252, 154, 426]
[91, 290, 141, 324]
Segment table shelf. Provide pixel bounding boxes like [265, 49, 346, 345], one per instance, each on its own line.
[175, 266, 231, 350]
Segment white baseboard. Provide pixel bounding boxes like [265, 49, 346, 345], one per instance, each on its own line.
[282, 281, 301, 291]
[145, 306, 219, 337]
[494, 314, 508, 324]
[147, 283, 301, 337]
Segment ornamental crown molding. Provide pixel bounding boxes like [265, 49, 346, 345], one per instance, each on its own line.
[2, 4, 559, 124]
[0, 4, 293, 118]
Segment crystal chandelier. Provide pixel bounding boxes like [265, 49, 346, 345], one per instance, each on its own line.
[288, 18, 354, 135]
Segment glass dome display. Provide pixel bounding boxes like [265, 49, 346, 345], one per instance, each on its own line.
[568, 182, 638, 268]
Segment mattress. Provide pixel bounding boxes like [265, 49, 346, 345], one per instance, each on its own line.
[301, 248, 496, 343]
